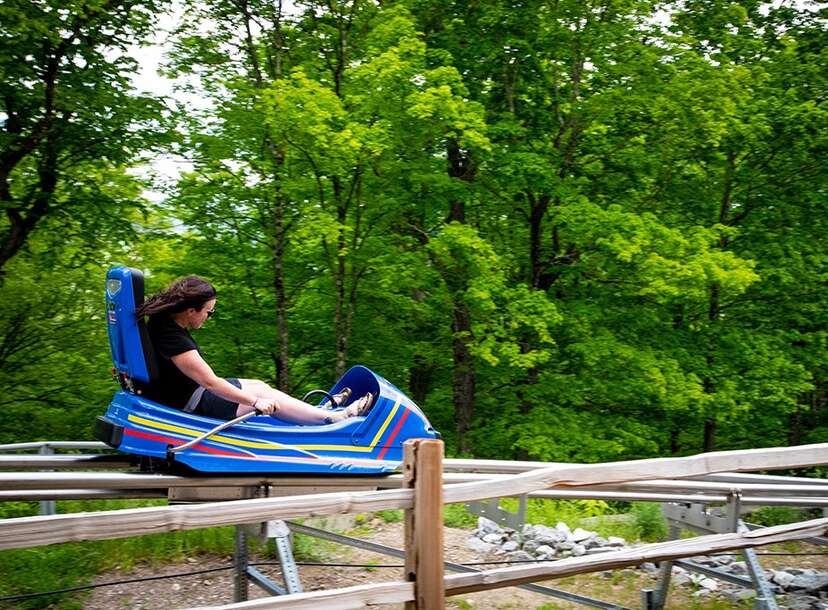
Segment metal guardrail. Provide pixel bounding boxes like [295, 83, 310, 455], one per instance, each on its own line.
[0, 441, 109, 451]
[2, 469, 827, 492]
[2, 441, 827, 512]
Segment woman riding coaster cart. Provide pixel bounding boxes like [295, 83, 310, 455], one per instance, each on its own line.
[96, 266, 439, 474]
[136, 274, 374, 425]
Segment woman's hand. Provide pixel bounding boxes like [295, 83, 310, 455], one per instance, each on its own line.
[253, 397, 280, 414]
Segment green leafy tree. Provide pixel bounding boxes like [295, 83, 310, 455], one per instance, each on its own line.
[0, 0, 170, 273]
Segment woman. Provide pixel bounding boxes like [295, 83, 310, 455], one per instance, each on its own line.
[135, 275, 373, 423]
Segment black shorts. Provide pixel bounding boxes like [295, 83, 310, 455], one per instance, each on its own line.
[195, 378, 242, 420]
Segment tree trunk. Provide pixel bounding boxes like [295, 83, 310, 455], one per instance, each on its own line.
[270, 195, 290, 392]
[703, 417, 717, 453]
[445, 138, 476, 453]
[528, 193, 550, 289]
[238, 0, 291, 391]
[669, 426, 680, 454]
[409, 353, 433, 407]
[787, 406, 802, 446]
[514, 357, 538, 460]
[0, 131, 58, 274]
[452, 300, 475, 454]
[701, 151, 735, 451]
[702, 287, 720, 453]
[332, 176, 349, 378]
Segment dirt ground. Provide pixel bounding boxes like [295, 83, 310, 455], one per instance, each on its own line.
[81, 518, 828, 610]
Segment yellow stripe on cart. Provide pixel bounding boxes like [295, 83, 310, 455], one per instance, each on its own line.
[127, 400, 402, 454]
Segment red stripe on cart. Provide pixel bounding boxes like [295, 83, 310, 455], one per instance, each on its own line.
[376, 408, 411, 460]
[125, 428, 247, 457]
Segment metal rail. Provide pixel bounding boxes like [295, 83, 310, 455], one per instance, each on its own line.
[1, 441, 826, 508]
[699, 473, 828, 486]
[0, 454, 136, 469]
[0, 489, 167, 500]
[3, 451, 828, 490]
[0, 441, 108, 451]
[584, 480, 828, 496]
[0, 488, 722, 504]
[2, 470, 826, 494]
[1, 484, 827, 507]
[0, 472, 395, 490]
[3, 445, 828, 487]
[529, 491, 828, 507]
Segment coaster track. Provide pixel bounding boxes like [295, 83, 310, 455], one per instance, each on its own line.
[1, 442, 827, 506]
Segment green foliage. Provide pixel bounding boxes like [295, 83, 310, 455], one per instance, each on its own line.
[375, 509, 404, 524]
[0, 4, 825, 586]
[443, 504, 478, 529]
[448, 597, 474, 610]
[0, 5, 824, 602]
[0, 502, 38, 519]
[0, 0, 172, 272]
[154, 0, 827, 461]
[0, 256, 118, 444]
[291, 533, 334, 563]
[630, 503, 669, 542]
[748, 506, 805, 527]
[512, 499, 616, 527]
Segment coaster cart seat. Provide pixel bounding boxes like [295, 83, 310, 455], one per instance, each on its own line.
[94, 266, 439, 474]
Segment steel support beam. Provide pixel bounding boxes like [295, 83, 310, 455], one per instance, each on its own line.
[234, 526, 249, 602]
[233, 521, 301, 602]
[660, 500, 780, 610]
[651, 524, 679, 610]
[465, 495, 527, 530]
[37, 445, 55, 516]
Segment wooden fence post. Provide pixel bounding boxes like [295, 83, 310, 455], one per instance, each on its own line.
[404, 438, 445, 610]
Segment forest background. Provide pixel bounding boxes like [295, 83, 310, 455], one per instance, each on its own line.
[1, 0, 826, 463]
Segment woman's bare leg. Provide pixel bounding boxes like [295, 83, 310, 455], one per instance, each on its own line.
[236, 379, 346, 423]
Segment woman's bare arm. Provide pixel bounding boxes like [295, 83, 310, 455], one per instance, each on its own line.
[171, 350, 259, 408]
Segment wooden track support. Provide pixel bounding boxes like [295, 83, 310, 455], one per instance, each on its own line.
[404, 438, 445, 610]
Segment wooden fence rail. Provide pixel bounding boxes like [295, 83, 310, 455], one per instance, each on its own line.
[184, 518, 828, 610]
[1, 442, 826, 551]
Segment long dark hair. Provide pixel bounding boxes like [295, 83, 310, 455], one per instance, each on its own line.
[136, 276, 216, 317]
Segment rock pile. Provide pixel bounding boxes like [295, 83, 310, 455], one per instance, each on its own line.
[671, 559, 828, 609]
[467, 517, 828, 609]
[468, 517, 625, 562]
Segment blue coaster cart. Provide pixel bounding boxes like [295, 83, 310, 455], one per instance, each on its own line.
[94, 267, 439, 474]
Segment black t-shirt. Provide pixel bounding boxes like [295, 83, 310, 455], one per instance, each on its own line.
[144, 314, 200, 409]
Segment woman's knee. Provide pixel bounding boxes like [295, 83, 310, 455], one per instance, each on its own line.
[239, 378, 274, 393]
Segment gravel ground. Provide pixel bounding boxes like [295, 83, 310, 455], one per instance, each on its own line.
[78, 519, 828, 610]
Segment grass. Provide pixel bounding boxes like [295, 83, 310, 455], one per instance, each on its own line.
[0, 499, 240, 610]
